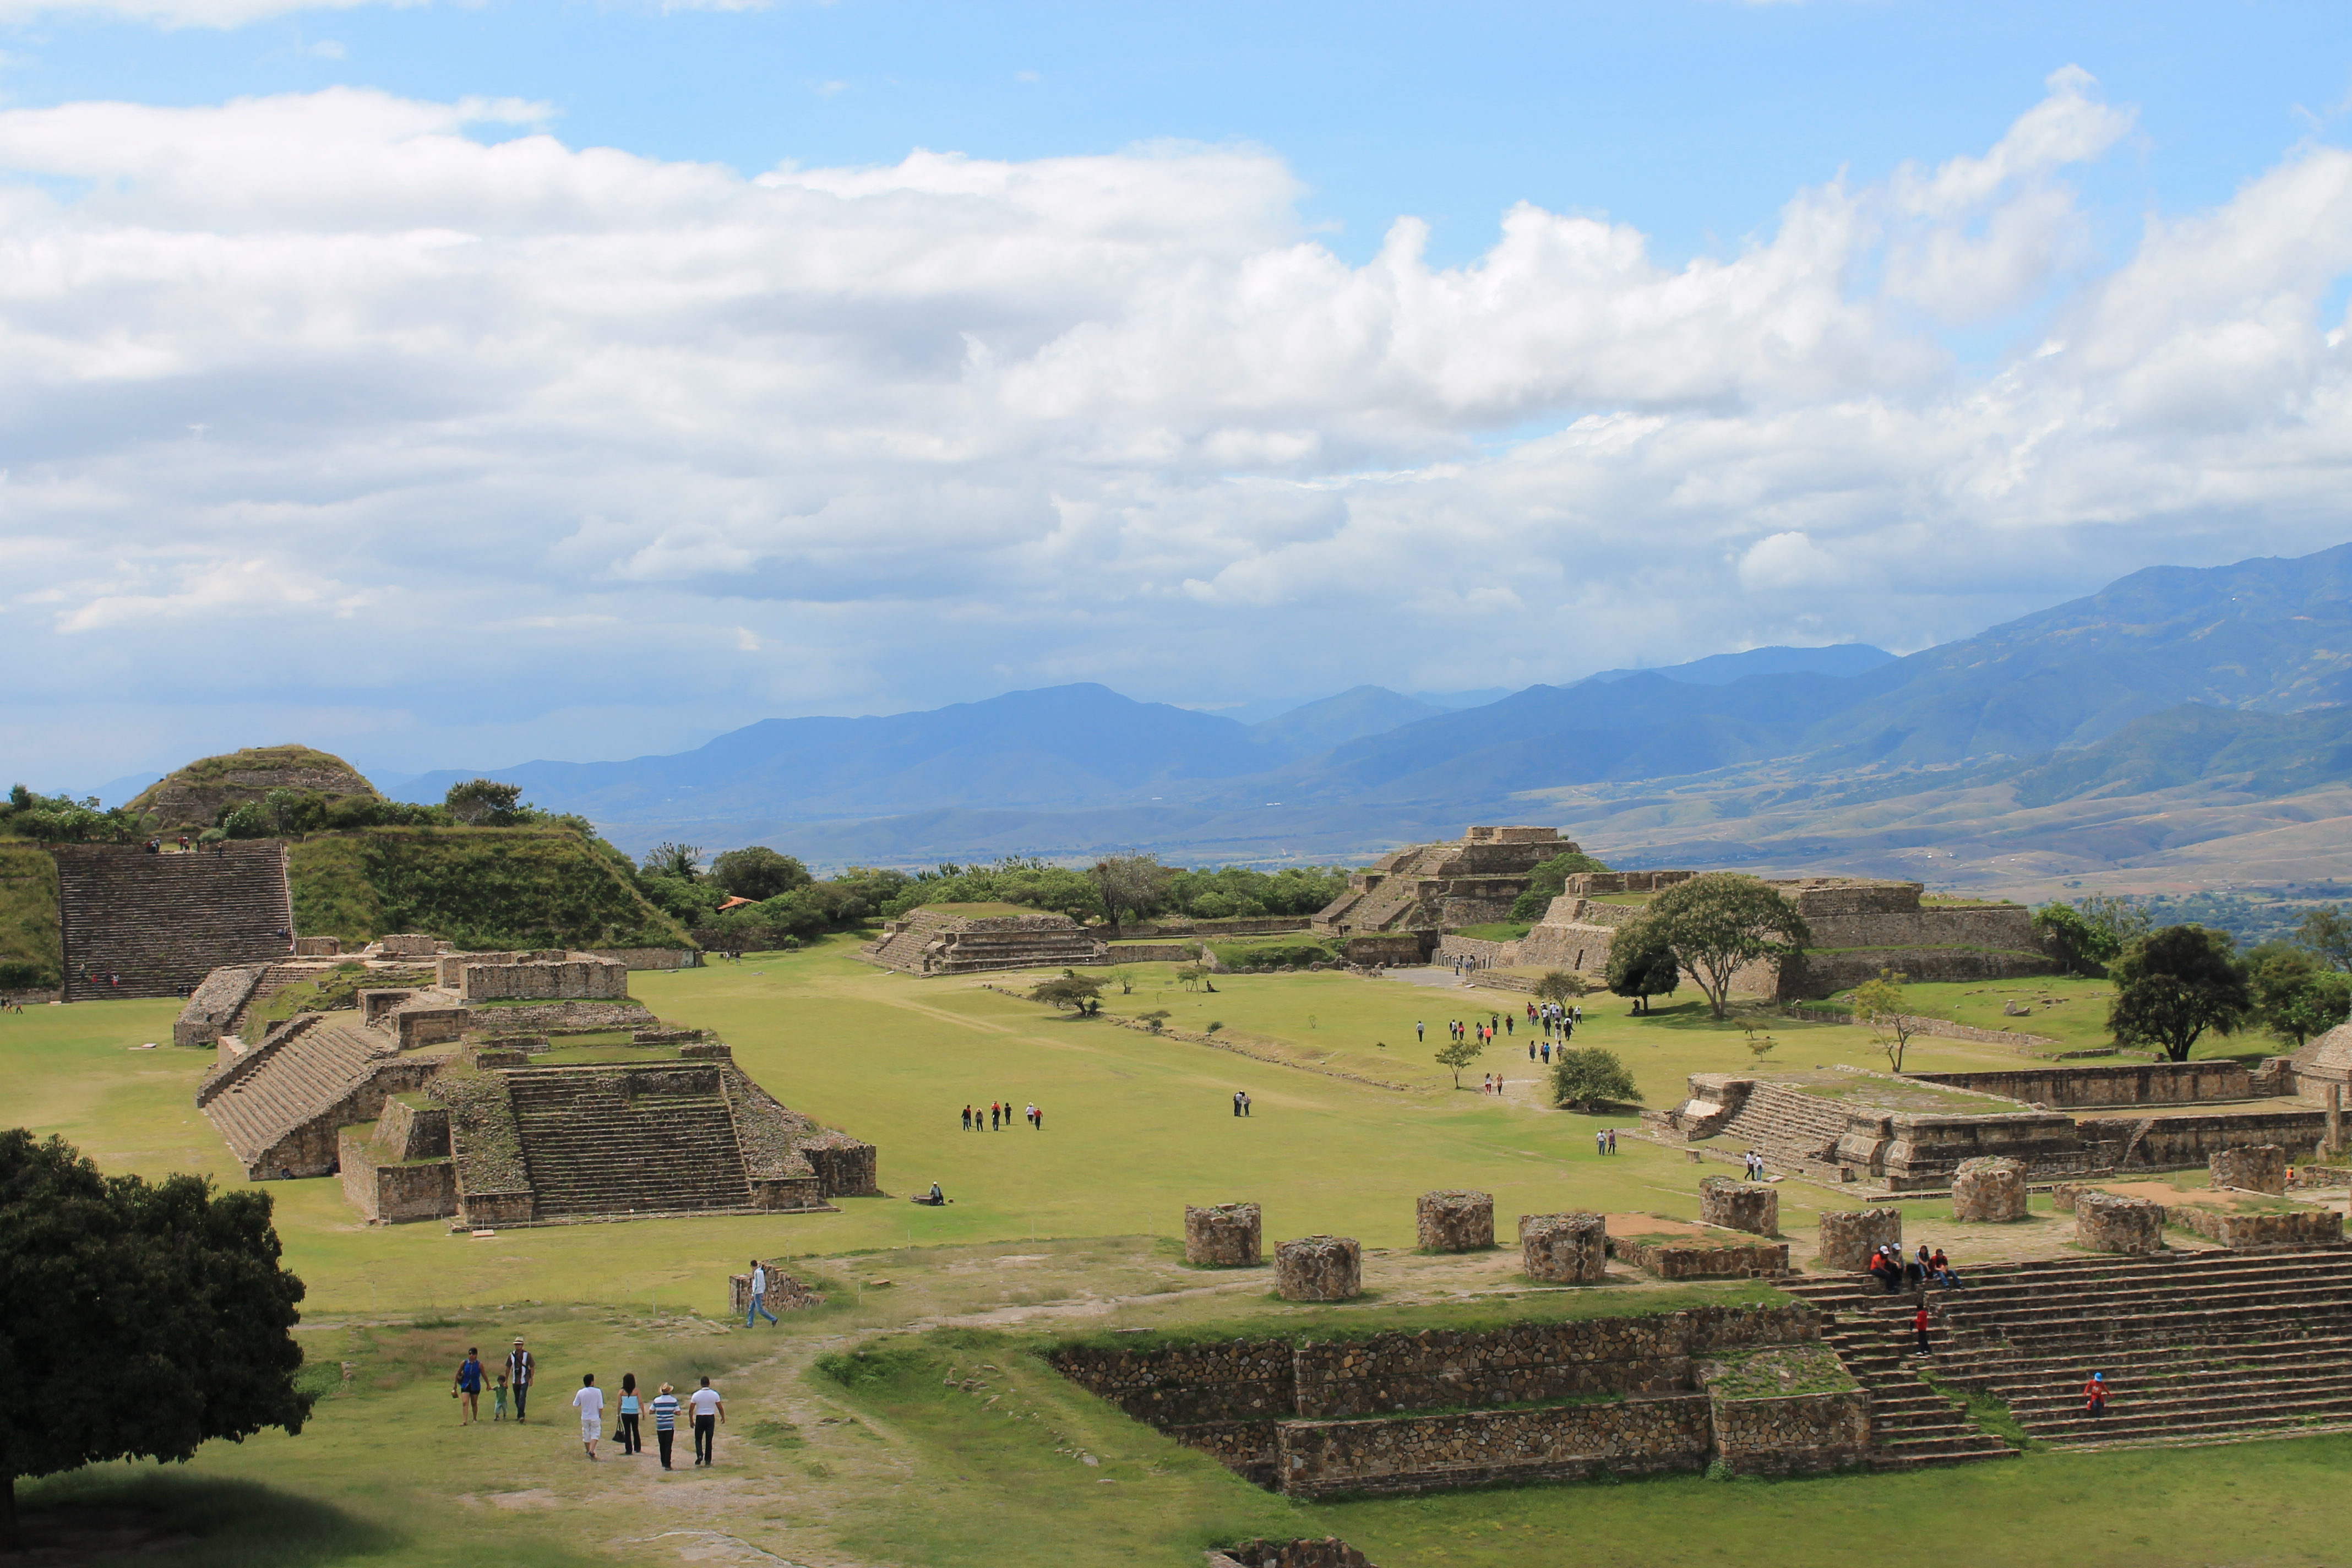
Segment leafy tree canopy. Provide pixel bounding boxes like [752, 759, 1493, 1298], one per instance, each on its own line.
[2297, 906, 2352, 973]
[1604, 915, 1683, 1012]
[709, 846, 814, 902]
[2109, 924, 2252, 1063]
[0, 1131, 311, 1540]
[1434, 1031, 1485, 1087]
[2247, 942, 2352, 1048]
[1641, 874, 1807, 1019]
[1533, 970, 1587, 1004]
[443, 778, 527, 826]
[640, 842, 706, 881]
[1551, 1047, 1640, 1109]
[1029, 970, 1104, 1016]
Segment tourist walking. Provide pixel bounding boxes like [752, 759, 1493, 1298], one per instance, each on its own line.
[1416, 1020, 1424, 1042]
[1912, 1304, 1932, 1356]
[617, 1374, 643, 1455]
[1240, 1091, 1251, 1117]
[690, 1377, 725, 1466]
[747, 1259, 779, 1326]
[2083, 1373, 2108, 1420]
[1607, 1129, 1618, 1153]
[452, 1346, 484, 1424]
[961, 1104, 972, 1130]
[1026, 1101, 1038, 1129]
[573, 1374, 605, 1461]
[1233, 1090, 1243, 1117]
[651, 1382, 680, 1468]
[507, 1338, 535, 1422]
[493, 1373, 509, 1421]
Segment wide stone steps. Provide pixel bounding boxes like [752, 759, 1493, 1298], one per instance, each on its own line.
[1820, 1327, 2016, 1469]
[202, 1022, 384, 1167]
[56, 842, 293, 1000]
[1798, 1248, 2352, 1455]
[508, 1084, 750, 1215]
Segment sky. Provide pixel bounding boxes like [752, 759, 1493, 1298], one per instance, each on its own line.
[8, 1, 2352, 793]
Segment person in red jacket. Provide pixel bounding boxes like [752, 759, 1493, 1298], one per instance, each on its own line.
[1912, 1304, 1932, 1356]
[2083, 1373, 2108, 1419]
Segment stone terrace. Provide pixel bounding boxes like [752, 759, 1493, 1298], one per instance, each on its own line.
[861, 907, 1108, 976]
[1788, 1248, 2352, 1451]
[55, 841, 293, 1000]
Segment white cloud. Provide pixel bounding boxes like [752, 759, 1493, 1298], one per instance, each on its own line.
[6, 72, 2352, 783]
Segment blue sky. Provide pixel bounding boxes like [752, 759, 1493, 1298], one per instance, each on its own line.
[7, 1, 2352, 792]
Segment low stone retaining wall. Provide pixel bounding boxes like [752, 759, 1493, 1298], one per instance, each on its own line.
[1275, 1396, 1712, 1498]
[2166, 1204, 2344, 1248]
[1436, 935, 1513, 966]
[2076, 1191, 2164, 1254]
[1188, 1203, 1263, 1266]
[1343, 934, 1428, 967]
[1416, 1190, 1494, 1252]
[1699, 1178, 1778, 1236]
[1787, 1008, 2056, 1051]
[1277, 1237, 1361, 1302]
[2122, 1110, 2329, 1167]
[585, 947, 700, 970]
[1466, 970, 1542, 994]
[1105, 942, 1205, 962]
[1612, 1235, 1789, 1280]
[1208, 1540, 1377, 1568]
[1912, 1061, 2252, 1106]
[1952, 1157, 2028, 1222]
[1706, 1389, 1871, 1477]
[2211, 1144, 2288, 1195]
[727, 1265, 825, 1316]
[1121, 917, 1313, 939]
[1817, 1208, 1901, 1270]
[336, 1125, 456, 1223]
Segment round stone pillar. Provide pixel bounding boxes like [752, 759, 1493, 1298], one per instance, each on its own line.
[1275, 1235, 1362, 1300]
[1817, 1207, 1903, 1271]
[1519, 1212, 1607, 1283]
[1698, 1177, 1779, 1236]
[1184, 1202, 1263, 1266]
[1416, 1189, 1496, 1252]
[1951, 1157, 2029, 1222]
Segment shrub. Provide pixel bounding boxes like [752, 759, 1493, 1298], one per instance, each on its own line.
[1551, 1047, 1640, 1110]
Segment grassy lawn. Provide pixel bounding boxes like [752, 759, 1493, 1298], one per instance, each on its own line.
[7, 936, 2350, 1567]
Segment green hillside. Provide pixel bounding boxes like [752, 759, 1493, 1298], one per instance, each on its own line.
[0, 841, 61, 987]
[290, 825, 692, 951]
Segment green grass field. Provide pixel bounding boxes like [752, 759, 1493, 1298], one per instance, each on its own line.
[8, 938, 2346, 1567]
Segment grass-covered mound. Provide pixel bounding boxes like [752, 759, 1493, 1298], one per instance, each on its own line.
[0, 840, 61, 987]
[290, 825, 691, 950]
[128, 745, 380, 829]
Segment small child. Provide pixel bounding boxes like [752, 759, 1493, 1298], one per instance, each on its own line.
[494, 1373, 510, 1421]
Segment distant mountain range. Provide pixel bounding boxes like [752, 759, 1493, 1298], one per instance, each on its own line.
[389, 544, 2352, 895]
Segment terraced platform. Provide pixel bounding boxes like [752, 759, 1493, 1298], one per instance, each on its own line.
[505, 1065, 755, 1216]
[56, 841, 293, 1000]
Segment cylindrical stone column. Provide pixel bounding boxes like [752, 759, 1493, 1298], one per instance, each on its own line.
[1416, 1190, 1496, 1252]
[1519, 1212, 1607, 1283]
[1275, 1235, 1362, 1300]
[1816, 1207, 1902, 1271]
[1951, 1157, 2029, 1222]
[2076, 1191, 2165, 1255]
[1185, 1202, 1263, 1266]
[1698, 1177, 1779, 1237]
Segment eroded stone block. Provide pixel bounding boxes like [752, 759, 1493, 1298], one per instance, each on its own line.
[1416, 1190, 1495, 1252]
[1276, 1235, 1362, 1300]
[1519, 1212, 1607, 1283]
[1698, 1177, 1778, 1236]
[1951, 1157, 2028, 1222]
[1186, 1202, 1264, 1266]
[1816, 1207, 1901, 1270]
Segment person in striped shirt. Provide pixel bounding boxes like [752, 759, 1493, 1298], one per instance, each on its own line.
[650, 1382, 682, 1469]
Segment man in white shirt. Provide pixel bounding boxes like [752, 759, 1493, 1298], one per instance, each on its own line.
[746, 1259, 777, 1326]
[573, 1373, 605, 1461]
[689, 1376, 725, 1466]
[507, 1337, 535, 1422]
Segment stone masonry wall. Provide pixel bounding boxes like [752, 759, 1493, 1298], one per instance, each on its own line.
[458, 957, 630, 1001]
[2076, 1191, 2165, 1254]
[1817, 1209, 1901, 1270]
[1706, 1389, 1871, 1477]
[1951, 1157, 2028, 1222]
[2121, 1110, 2329, 1168]
[1910, 1063, 2255, 1107]
[1187, 1203, 1264, 1266]
[1275, 1396, 1713, 1498]
[1614, 1237, 1790, 1280]
[1520, 1212, 1607, 1283]
[2211, 1144, 2289, 1194]
[1416, 1191, 1494, 1251]
[1699, 1178, 1778, 1236]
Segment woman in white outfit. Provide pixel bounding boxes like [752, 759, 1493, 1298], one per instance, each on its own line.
[574, 1372, 605, 1461]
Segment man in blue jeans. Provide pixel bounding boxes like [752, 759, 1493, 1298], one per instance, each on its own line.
[746, 1260, 778, 1326]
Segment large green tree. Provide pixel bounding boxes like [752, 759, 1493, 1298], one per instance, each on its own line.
[1639, 874, 1810, 1020]
[2108, 925, 2252, 1063]
[2247, 943, 2352, 1047]
[2297, 906, 2352, 973]
[1550, 1047, 1640, 1110]
[1087, 854, 1168, 937]
[709, 845, 814, 902]
[1507, 848, 1614, 922]
[0, 1131, 311, 1542]
[1604, 916, 1682, 1013]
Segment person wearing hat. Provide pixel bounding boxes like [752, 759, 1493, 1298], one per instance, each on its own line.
[2083, 1372, 2108, 1420]
[507, 1337, 535, 1423]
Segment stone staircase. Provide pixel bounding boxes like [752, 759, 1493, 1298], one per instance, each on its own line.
[1780, 1276, 2018, 1469]
[55, 842, 293, 1000]
[1789, 1249, 2352, 1453]
[505, 1066, 754, 1216]
[862, 908, 955, 971]
[1711, 1082, 1865, 1179]
[199, 1018, 391, 1174]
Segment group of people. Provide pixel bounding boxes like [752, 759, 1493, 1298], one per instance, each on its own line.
[450, 1336, 725, 1467]
[1528, 999, 1581, 1038]
[960, 1101, 1042, 1130]
[1230, 1090, 1253, 1116]
[1740, 1150, 1768, 1180]
[1868, 1242, 1964, 1295]
[1592, 1127, 1620, 1154]
[1477, 1074, 1510, 1094]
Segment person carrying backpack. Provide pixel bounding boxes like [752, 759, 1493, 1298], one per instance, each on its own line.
[452, 1347, 484, 1425]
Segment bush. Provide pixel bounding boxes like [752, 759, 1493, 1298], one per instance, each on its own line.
[1208, 937, 1340, 971]
[710, 846, 814, 901]
[1508, 848, 1614, 922]
[1551, 1047, 1640, 1110]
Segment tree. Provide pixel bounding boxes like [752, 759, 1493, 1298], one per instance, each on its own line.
[1029, 970, 1103, 1017]
[1139, 1010, 1171, 1032]
[1088, 854, 1167, 937]
[444, 778, 525, 826]
[1174, 965, 1206, 992]
[1435, 1031, 1485, 1088]
[1533, 970, 1586, 1004]
[2033, 903, 2109, 977]
[641, 842, 705, 881]
[2297, 906, 2352, 973]
[1551, 1047, 1640, 1110]
[2109, 925, 2251, 1063]
[1641, 874, 1810, 1020]
[2076, 894, 2152, 957]
[709, 846, 813, 902]
[0, 1131, 312, 1542]
[1850, 968, 1920, 1073]
[2248, 943, 2352, 1047]
[1605, 917, 1684, 1014]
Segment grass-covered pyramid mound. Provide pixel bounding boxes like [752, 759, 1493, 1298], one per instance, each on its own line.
[129, 745, 380, 829]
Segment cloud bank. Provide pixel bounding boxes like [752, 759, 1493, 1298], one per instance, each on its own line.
[6, 69, 2352, 783]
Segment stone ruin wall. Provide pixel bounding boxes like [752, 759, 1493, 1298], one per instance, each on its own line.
[1520, 1212, 1607, 1283]
[1207, 1540, 1375, 1568]
[1910, 1063, 2256, 1107]
[1276, 1237, 1362, 1301]
[455, 956, 631, 1002]
[1277, 1397, 1713, 1498]
[1611, 1235, 1791, 1280]
[1186, 1203, 1264, 1266]
[2211, 1144, 2288, 1194]
[1951, 1158, 2029, 1222]
[2075, 1192, 2165, 1254]
[1416, 1190, 1494, 1252]
[1817, 1208, 1902, 1270]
